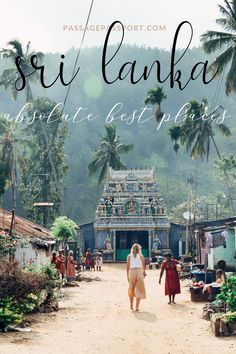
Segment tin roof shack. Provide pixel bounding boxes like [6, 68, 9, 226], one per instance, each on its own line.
[194, 217, 236, 271]
[0, 208, 55, 267]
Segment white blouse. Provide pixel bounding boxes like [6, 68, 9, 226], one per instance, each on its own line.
[130, 253, 142, 269]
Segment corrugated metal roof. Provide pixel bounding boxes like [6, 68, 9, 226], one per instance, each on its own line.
[194, 216, 236, 229]
[0, 208, 53, 240]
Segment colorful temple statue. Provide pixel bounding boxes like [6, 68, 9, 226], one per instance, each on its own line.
[104, 237, 112, 251]
[94, 168, 170, 261]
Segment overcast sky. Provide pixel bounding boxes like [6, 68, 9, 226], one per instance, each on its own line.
[0, 0, 225, 52]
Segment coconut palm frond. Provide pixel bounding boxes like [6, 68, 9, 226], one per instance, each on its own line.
[217, 123, 232, 136]
[201, 0, 236, 94]
[88, 124, 133, 184]
[225, 51, 236, 94]
[116, 143, 134, 154]
[208, 45, 235, 76]
[0, 39, 44, 101]
[201, 31, 235, 53]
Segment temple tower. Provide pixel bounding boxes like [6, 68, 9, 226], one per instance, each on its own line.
[94, 168, 170, 261]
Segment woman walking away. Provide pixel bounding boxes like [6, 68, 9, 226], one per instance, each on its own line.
[159, 253, 181, 304]
[126, 243, 146, 311]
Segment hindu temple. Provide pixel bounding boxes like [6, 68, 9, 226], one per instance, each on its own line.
[94, 168, 171, 261]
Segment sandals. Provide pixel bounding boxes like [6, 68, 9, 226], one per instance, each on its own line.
[135, 309, 139, 312]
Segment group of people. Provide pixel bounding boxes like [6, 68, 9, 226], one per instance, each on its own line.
[126, 243, 181, 311]
[50, 249, 76, 282]
[81, 249, 103, 271]
[51, 248, 103, 281]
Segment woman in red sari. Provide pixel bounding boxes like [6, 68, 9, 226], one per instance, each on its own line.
[159, 253, 181, 304]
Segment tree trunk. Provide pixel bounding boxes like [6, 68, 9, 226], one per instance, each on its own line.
[11, 159, 17, 212]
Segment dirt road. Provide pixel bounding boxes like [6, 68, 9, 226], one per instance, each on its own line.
[0, 264, 235, 354]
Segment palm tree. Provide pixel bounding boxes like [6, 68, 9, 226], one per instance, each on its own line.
[201, 0, 236, 95]
[178, 99, 231, 161]
[0, 40, 44, 102]
[88, 124, 134, 184]
[144, 86, 167, 122]
[0, 117, 26, 210]
[169, 98, 234, 212]
[168, 126, 183, 153]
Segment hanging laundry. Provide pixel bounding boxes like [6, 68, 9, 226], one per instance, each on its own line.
[221, 230, 228, 248]
[205, 232, 213, 254]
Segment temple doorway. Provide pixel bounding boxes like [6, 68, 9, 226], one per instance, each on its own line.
[116, 230, 148, 261]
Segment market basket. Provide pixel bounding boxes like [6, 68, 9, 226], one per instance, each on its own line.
[190, 287, 209, 302]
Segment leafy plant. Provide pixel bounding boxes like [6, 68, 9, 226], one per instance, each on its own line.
[0, 261, 45, 301]
[88, 123, 134, 185]
[15, 294, 42, 314]
[201, 0, 236, 95]
[224, 312, 236, 324]
[18, 97, 68, 227]
[51, 216, 78, 246]
[0, 298, 22, 332]
[144, 85, 167, 122]
[217, 276, 236, 312]
[41, 264, 61, 293]
[0, 232, 18, 258]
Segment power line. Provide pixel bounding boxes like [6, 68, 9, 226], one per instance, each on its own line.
[61, 0, 95, 114]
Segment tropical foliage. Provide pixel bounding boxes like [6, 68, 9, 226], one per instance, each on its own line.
[0, 40, 44, 101]
[168, 99, 231, 161]
[0, 298, 22, 332]
[0, 261, 61, 331]
[88, 123, 134, 184]
[201, 0, 236, 95]
[0, 231, 18, 258]
[0, 114, 27, 209]
[144, 86, 167, 122]
[169, 194, 231, 224]
[169, 125, 183, 153]
[51, 216, 78, 245]
[217, 276, 236, 311]
[0, 44, 236, 223]
[215, 154, 236, 182]
[214, 154, 236, 207]
[18, 97, 68, 225]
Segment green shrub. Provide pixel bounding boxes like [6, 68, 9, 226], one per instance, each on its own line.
[0, 298, 22, 332]
[0, 261, 61, 320]
[41, 264, 62, 300]
[16, 294, 42, 314]
[217, 276, 236, 312]
[0, 261, 45, 301]
[0, 232, 18, 258]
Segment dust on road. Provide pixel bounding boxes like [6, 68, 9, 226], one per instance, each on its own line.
[0, 264, 235, 354]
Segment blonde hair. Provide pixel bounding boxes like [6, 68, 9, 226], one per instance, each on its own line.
[131, 243, 141, 257]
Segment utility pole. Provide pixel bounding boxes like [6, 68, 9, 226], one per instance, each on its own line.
[185, 174, 194, 256]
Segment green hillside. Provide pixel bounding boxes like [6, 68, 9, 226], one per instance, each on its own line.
[0, 45, 235, 224]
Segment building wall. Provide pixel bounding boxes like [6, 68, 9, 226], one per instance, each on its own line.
[155, 229, 169, 249]
[15, 243, 51, 268]
[79, 223, 95, 251]
[208, 228, 236, 270]
[169, 223, 186, 258]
